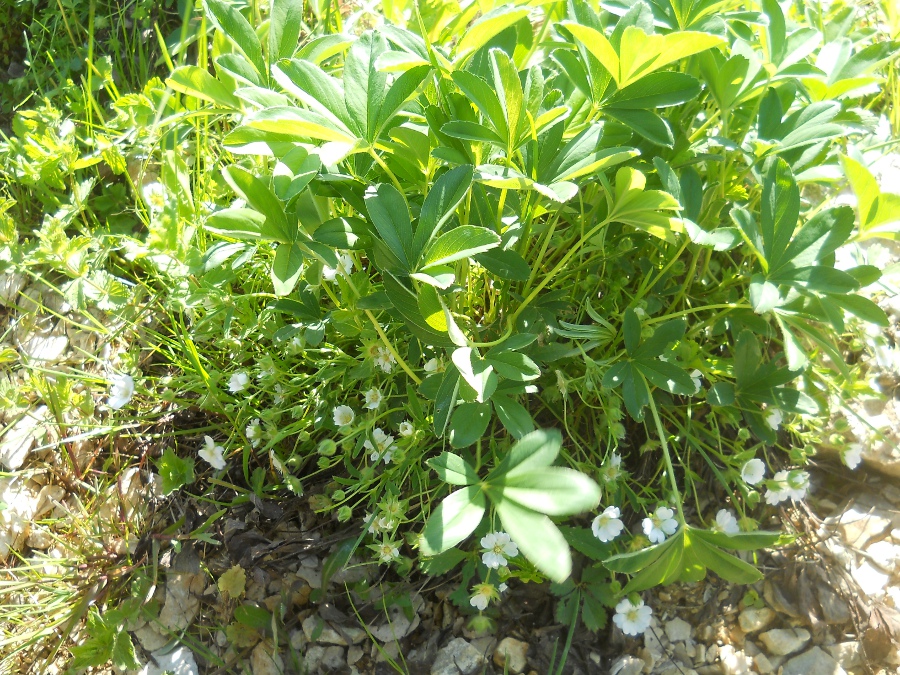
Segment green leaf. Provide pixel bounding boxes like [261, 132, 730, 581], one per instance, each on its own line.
[269, 0, 304, 61]
[272, 58, 351, 129]
[491, 394, 535, 439]
[454, 6, 531, 64]
[205, 208, 267, 241]
[690, 527, 785, 551]
[828, 293, 889, 326]
[623, 309, 641, 355]
[488, 429, 562, 480]
[441, 121, 506, 145]
[605, 72, 701, 109]
[451, 347, 497, 403]
[415, 165, 474, 257]
[222, 165, 290, 242]
[485, 351, 540, 381]
[434, 364, 461, 436]
[156, 447, 195, 496]
[234, 604, 272, 629]
[313, 217, 370, 249]
[581, 594, 608, 632]
[760, 158, 800, 273]
[496, 498, 572, 583]
[494, 467, 601, 516]
[707, 382, 735, 406]
[366, 183, 414, 270]
[421, 226, 501, 270]
[420, 485, 486, 556]
[245, 106, 357, 144]
[474, 249, 531, 281]
[344, 31, 388, 141]
[688, 532, 763, 584]
[167, 66, 241, 109]
[383, 274, 455, 348]
[420, 548, 468, 576]
[683, 220, 741, 251]
[489, 48, 524, 147]
[204, 0, 265, 76]
[271, 242, 304, 295]
[603, 107, 674, 147]
[560, 526, 613, 562]
[427, 452, 479, 485]
[449, 402, 492, 448]
[636, 360, 696, 396]
[622, 532, 685, 592]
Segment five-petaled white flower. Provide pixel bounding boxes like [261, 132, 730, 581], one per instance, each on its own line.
[364, 428, 395, 464]
[333, 405, 355, 427]
[228, 372, 249, 394]
[786, 470, 809, 500]
[374, 346, 396, 373]
[398, 421, 414, 437]
[480, 531, 519, 569]
[765, 470, 791, 505]
[469, 583, 497, 611]
[592, 506, 625, 542]
[613, 598, 653, 636]
[142, 182, 170, 214]
[107, 373, 135, 410]
[377, 540, 400, 563]
[322, 253, 354, 281]
[363, 388, 383, 410]
[766, 408, 784, 430]
[765, 469, 809, 505]
[741, 458, 766, 485]
[642, 506, 678, 544]
[712, 509, 740, 535]
[842, 443, 863, 470]
[199, 435, 227, 470]
[246, 419, 263, 448]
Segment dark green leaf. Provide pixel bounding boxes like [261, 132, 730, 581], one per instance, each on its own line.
[449, 402, 492, 448]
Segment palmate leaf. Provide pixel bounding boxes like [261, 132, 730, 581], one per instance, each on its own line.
[204, 0, 265, 77]
[419, 485, 487, 556]
[609, 167, 683, 242]
[167, 66, 241, 109]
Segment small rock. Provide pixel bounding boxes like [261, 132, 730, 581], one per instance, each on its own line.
[781, 647, 847, 675]
[138, 646, 199, 675]
[827, 642, 862, 670]
[665, 617, 693, 642]
[763, 581, 801, 618]
[304, 645, 326, 674]
[754, 653, 775, 674]
[738, 607, 775, 633]
[432, 638, 484, 675]
[370, 595, 423, 642]
[759, 628, 811, 656]
[0, 406, 49, 471]
[295, 565, 323, 588]
[158, 572, 205, 632]
[867, 540, 900, 572]
[347, 644, 364, 666]
[718, 644, 753, 675]
[133, 624, 169, 653]
[493, 637, 529, 674]
[302, 615, 366, 645]
[375, 640, 400, 663]
[834, 505, 891, 548]
[609, 655, 644, 675]
[816, 583, 851, 624]
[250, 642, 285, 675]
[321, 645, 345, 670]
[289, 629, 305, 650]
[851, 560, 890, 596]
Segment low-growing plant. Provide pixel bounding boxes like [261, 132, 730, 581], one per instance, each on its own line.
[151, 0, 900, 634]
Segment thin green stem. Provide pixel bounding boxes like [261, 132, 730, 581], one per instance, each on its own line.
[647, 392, 685, 523]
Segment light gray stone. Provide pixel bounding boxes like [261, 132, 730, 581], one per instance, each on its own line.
[302, 615, 366, 646]
[866, 539, 900, 572]
[347, 644, 364, 666]
[493, 637, 529, 674]
[321, 645, 345, 670]
[0, 406, 49, 471]
[665, 617, 693, 642]
[718, 644, 753, 675]
[754, 653, 775, 674]
[781, 647, 847, 675]
[851, 560, 890, 596]
[826, 642, 862, 670]
[833, 505, 891, 548]
[760, 628, 811, 656]
[431, 638, 484, 675]
[138, 646, 198, 675]
[250, 642, 285, 675]
[609, 655, 644, 675]
[738, 607, 775, 633]
[816, 583, 851, 624]
[304, 645, 326, 674]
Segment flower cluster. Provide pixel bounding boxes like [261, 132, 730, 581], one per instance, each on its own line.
[765, 470, 810, 505]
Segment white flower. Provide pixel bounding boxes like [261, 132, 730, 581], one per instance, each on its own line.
[741, 458, 766, 485]
[613, 598, 653, 636]
[711, 509, 740, 535]
[246, 419, 263, 448]
[333, 405, 355, 427]
[377, 540, 400, 563]
[690, 369, 702, 392]
[107, 373, 135, 410]
[363, 388, 383, 410]
[398, 421, 414, 437]
[592, 506, 625, 542]
[199, 435, 227, 470]
[765, 470, 791, 505]
[364, 428, 395, 464]
[374, 346, 396, 373]
[322, 253, 354, 281]
[786, 470, 809, 500]
[642, 506, 678, 544]
[469, 584, 497, 611]
[142, 182, 170, 214]
[601, 453, 623, 484]
[766, 408, 783, 430]
[228, 372, 249, 394]
[423, 357, 442, 373]
[58, 119, 76, 138]
[480, 531, 519, 569]
[842, 443, 863, 470]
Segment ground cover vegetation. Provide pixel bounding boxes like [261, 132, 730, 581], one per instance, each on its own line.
[1, 0, 900, 671]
